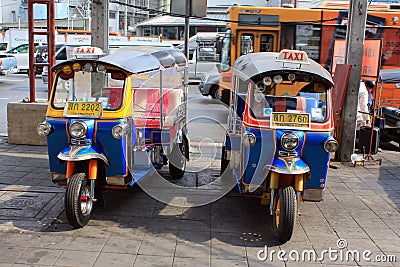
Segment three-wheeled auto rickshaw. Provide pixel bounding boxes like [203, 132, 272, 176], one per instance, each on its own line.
[37, 46, 189, 227]
[221, 50, 338, 242]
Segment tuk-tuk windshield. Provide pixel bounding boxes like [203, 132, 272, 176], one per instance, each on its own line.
[250, 74, 329, 123]
[53, 67, 126, 110]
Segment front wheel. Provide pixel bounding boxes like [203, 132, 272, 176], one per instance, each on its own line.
[65, 173, 93, 228]
[272, 186, 297, 243]
[210, 86, 221, 100]
[168, 140, 187, 178]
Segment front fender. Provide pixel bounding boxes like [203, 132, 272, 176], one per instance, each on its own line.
[58, 145, 109, 165]
[270, 157, 309, 174]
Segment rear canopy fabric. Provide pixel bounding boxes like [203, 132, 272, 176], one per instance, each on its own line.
[52, 47, 187, 74]
[233, 52, 334, 87]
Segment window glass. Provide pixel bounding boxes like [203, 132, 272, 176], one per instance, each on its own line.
[295, 25, 321, 61]
[240, 34, 254, 56]
[53, 67, 125, 111]
[250, 74, 328, 123]
[260, 34, 274, 52]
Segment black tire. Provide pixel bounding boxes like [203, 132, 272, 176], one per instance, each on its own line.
[272, 186, 297, 243]
[65, 173, 93, 228]
[210, 86, 220, 100]
[220, 145, 229, 175]
[168, 141, 187, 178]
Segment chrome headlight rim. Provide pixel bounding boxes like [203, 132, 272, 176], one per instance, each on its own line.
[69, 121, 87, 139]
[243, 131, 256, 147]
[112, 123, 130, 139]
[37, 121, 52, 136]
[280, 132, 300, 151]
[324, 137, 338, 152]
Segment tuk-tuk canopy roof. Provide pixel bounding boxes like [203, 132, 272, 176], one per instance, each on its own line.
[233, 52, 334, 87]
[52, 46, 187, 74]
[378, 68, 400, 83]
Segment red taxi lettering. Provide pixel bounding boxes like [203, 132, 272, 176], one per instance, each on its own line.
[86, 47, 95, 53]
[282, 51, 304, 61]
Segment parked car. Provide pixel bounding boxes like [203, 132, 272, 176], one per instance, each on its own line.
[0, 42, 8, 52]
[0, 54, 18, 75]
[35, 44, 65, 76]
[1, 43, 43, 73]
[198, 72, 221, 99]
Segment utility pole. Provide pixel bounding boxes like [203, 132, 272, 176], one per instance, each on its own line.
[91, 0, 108, 97]
[337, 0, 368, 161]
[91, 0, 108, 52]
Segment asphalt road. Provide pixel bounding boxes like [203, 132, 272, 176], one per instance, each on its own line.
[0, 74, 49, 135]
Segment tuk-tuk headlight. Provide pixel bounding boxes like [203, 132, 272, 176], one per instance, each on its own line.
[37, 121, 52, 136]
[243, 132, 256, 147]
[72, 63, 81, 72]
[69, 121, 87, 139]
[83, 63, 93, 72]
[281, 132, 299, 151]
[324, 137, 338, 152]
[273, 75, 283, 84]
[112, 123, 130, 139]
[62, 65, 72, 74]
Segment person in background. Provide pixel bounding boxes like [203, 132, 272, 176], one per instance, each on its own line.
[364, 80, 375, 113]
[356, 80, 371, 130]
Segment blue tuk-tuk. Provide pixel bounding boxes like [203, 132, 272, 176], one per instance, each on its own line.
[221, 50, 338, 242]
[37, 46, 189, 227]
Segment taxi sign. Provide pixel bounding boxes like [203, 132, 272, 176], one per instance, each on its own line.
[276, 50, 310, 65]
[270, 112, 310, 129]
[64, 101, 103, 118]
[70, 46, 104, 59]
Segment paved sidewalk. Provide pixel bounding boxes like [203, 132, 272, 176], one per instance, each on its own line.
[0, 136, 399, 266]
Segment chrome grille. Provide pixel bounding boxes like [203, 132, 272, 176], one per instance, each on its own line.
[71, 138, 91, 146]
[278, 150, 298, 157]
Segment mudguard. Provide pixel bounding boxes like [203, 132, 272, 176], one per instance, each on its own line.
[58, 145, 109, 165]
[270, 156, 310, 175]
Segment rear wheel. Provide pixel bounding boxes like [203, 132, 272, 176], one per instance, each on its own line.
[168, 140, 187, 178]
[272, 186, 297, 243]
[65, 173, 93, 228]
[210, 86, 221, 100]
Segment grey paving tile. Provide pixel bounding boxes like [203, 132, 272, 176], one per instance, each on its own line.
[32, 234, 74, 250]
[177, 230, 210, 244]
[1, 233, 40, 248]
[179, 219, 210, 231]
[15, 248, 62, 265]
[75, 224, 113, 239]
[173, 257, 210, 267]
[175, 241, 210, 258]
[93, 252, 136, 267]
[102, 236, 142, 254]
[0, 247, 27, 264]
[55, 250, 99, 266]
[138, 240, 177, 257]
[133, 255, 173, 267]
[211, 244, 246, 260]
[65, 236, 108, 252]
[210, 258, 248, 267]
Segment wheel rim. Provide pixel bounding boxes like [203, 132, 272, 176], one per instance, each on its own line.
[275, 197, 281, 228]
[179, 142, 186, 170]
[80, 185, 92, 216]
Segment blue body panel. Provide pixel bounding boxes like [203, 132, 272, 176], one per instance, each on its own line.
[47, 119, 69, 174]
[241, 128, 275, 185]
[302, 132, 331, 189]
[47, 118, 135, 177]
[233, 126, 331, 190]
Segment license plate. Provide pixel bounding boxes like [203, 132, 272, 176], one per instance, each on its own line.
[64, 102, 102, 118]
[271, 112, 310, 129]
